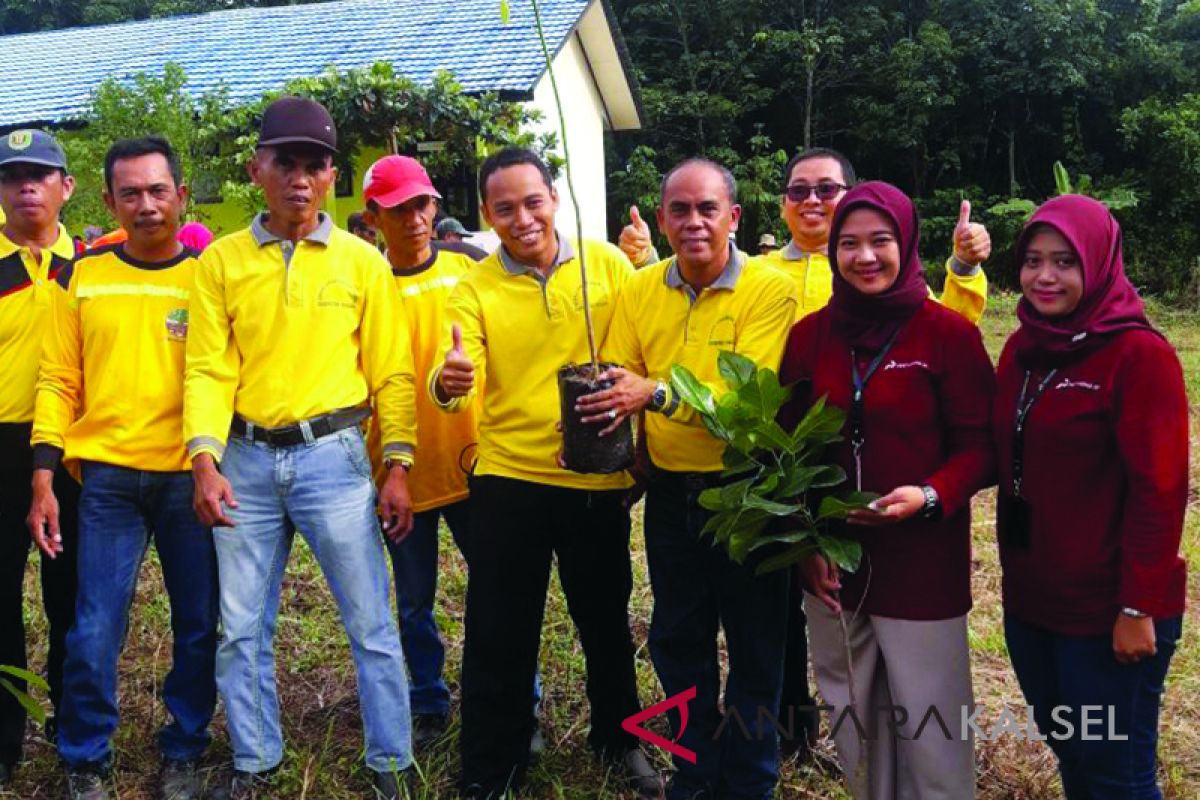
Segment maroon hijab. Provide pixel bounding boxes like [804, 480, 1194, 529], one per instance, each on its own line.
[828, 181, 929, 350]
[1014, 194, 1159, 367]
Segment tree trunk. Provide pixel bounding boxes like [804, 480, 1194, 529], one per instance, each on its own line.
[1008, 126, 1017, 195]
[804, 67, 815, 148]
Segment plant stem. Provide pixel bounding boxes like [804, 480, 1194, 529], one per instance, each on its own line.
[530, 0, 600, 378]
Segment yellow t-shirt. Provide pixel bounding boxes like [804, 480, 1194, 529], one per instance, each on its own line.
[0, 225, 75, 423]
[32, 245, 196, 472]
[368, 246, 479, 511]
[602, 250, 799, 473]
[433, 237, 634, 490]
[756, 241, 987, 324]
[184, 214, 417, 466]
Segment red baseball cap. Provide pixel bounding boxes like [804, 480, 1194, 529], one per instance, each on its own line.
[363, 155, 441, 208]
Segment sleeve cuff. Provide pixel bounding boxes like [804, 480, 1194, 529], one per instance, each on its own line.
[949, 255, 981, 277]
[381, 442, 415, 468]
[634, 246, 660, 269]
[187, 436, 226, 463]
[31, 444, 64, 472]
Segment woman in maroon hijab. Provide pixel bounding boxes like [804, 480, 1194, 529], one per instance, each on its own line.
[995, 195, 1187, 799]
[780, 182, 995, 799]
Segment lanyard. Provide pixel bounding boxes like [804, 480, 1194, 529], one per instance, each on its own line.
[848, 328, 902, 491]
[1011, 368, 1058, 497]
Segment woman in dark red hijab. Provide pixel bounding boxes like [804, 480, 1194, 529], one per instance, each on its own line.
[995, 195, 1187, 800]
[779, 182, 995, 799]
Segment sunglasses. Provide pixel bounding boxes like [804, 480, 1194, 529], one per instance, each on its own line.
[785, 182, 848, 202]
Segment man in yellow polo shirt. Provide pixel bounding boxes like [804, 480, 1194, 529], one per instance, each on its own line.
[582, 158, 799, 800]
[431, 147, 660, 800]
[0, 129, 79, 787]
[183, 97, 416, 800]
[28, 137, 218, 800]
[360, 154, 486, 747]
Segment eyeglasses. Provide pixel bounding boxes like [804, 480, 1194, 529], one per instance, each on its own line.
[785, 182, 848, 202]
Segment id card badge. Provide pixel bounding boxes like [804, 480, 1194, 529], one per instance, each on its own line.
[998, 494, 1032, 550]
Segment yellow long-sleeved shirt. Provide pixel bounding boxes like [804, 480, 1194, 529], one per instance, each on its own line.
[432, 236, 634, 490]
[32, 245, 196, 473]
[756, 241, 987, 324]
[602, 248, 799, 473]
[184, 213, 416, 465]
[0, 225, 75, 423]
[367, 246, 479, 511]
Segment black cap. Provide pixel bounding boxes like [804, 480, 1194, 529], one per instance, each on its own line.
[0, 129, 68, 170]
[257, 96, 338, 153]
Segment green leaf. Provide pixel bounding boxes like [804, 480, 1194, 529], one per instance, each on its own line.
[790, 395, 847, 447]
[754, 542, 820, 575]
[697, 487, 727, 512]
[0, 665, 50, 691]
[670, 365, 717, 417]
[718, 350, 756, 390]
[816, 535, 863, 573]
[809, 464, 848, 489]
[815, 491, 878, 522]
[0, 677, 45, 725]
[747, 527, 817, 552]
[743, 493, 802, 516]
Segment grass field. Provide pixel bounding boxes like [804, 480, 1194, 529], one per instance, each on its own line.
[3, 292, 1197, 799]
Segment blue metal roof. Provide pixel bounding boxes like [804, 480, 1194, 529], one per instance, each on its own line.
[0, 0, 592, 128]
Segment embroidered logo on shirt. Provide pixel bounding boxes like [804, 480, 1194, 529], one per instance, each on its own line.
[316, 279, 358, 309]
[1055, 379, 1101, 392]
[708, 316, 736, 347]
[165, 307, 189, 341]
[882, 359, 930, 371]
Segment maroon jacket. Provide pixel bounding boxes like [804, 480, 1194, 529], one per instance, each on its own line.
[994, 329, 1188, 636]
[780, 299, 996, 620]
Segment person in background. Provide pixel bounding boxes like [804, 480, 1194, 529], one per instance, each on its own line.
[83, 225, 103, 247]
[782, 182, 995, 800]
[89, 227, 127, 250]
[435, 216, 488, 261]
[0, 129, 79, 788]
[177, 221, 214, 253]
[757, 232, 778, 255]
[29, 136, 219, 800]
[994, 195, 1187, 800]
[347, 210, 378, 247]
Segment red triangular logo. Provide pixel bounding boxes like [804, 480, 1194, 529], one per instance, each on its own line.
[621, 686, 698, 764]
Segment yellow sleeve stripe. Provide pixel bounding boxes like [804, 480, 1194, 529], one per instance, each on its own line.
[399, 274, 461, 298]
[76, 284, 190, 301]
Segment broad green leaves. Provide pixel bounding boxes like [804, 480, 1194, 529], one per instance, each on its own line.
[670, 351, 874, 576]
[0, 665, 48, 725]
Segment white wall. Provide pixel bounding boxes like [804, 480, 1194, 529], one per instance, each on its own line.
[527, 33, 610, 242]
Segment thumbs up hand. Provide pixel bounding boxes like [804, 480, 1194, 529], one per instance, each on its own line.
[437, 323, 475, 399]
[952, 200, 991, 267]
[618, 205, 654, 267]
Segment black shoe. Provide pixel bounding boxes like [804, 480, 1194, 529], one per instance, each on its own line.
[159, 758, 204, 800]
[371, 766, 415, 799]
[209, 768, 276, 800]
[0, 761, 13, 786]
[412, 712, 448, 749]
[64, 764, 110, 800]
[615, 748, 663, 800]
[779, 706, 819, 764]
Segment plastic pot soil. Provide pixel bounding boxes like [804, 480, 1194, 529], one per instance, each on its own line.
[558, 363, 635, 474]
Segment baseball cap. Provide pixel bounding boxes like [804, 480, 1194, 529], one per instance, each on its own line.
[758, 233, 777, 247]
[0, 129, 68, 170]
[363, 155, 441, 208]
[436, 217, 472, 238]
[258, 96, 337, 153]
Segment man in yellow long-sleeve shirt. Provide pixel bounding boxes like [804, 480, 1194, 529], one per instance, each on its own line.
[27, 137, 218, 800]
[0, 128, 79, 789]
[182, 98, 416, 800]
[431, 147, 660, 800]
[582, 159, 799, 800]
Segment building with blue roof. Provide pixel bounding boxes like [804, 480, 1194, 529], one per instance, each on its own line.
[0, 0, 643, 238]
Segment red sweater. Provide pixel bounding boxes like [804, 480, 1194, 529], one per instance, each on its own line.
[780, 300, 996, 620]
[994, 329, 1188, 636]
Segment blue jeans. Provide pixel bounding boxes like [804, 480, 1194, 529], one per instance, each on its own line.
[215, 428, 411, 773]
[58, 463, 218, 767]
[1005, 614, 1183, 800]
[386, 500, 542, 718]
[644, 473, 788, 800]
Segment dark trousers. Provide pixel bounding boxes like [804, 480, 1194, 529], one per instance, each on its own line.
[0, 422, 79, 768]
[458, 476, 640, 797]
[1005, 614, 1183, 800]
[643, 471, 788, 800]
[780, 579, 818, 744]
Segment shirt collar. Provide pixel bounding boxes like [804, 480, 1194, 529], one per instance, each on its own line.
[497, 231, 575, 278]
[0, 224, 74, 261]
[782, 240, 823, 261]
[665, 242, 747, 294]
[251, 212, 333, 247]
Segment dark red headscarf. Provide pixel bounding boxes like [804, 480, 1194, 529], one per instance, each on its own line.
[828, 181, 929, 350]
[1013, 194, 1159, 367]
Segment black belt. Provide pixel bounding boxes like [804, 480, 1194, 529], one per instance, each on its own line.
[230, 406, 370, 447]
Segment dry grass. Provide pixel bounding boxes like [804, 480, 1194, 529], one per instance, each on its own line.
[3, 292, 1197, 798]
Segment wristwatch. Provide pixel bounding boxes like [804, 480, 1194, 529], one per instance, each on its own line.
[919, 485, 942, 520]
[1120, 607, 1150, 619]
[647, 380, 669, 414]
[383, 457, 411, 472]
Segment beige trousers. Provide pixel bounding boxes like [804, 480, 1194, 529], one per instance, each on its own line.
[805, 594, 976, 800]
